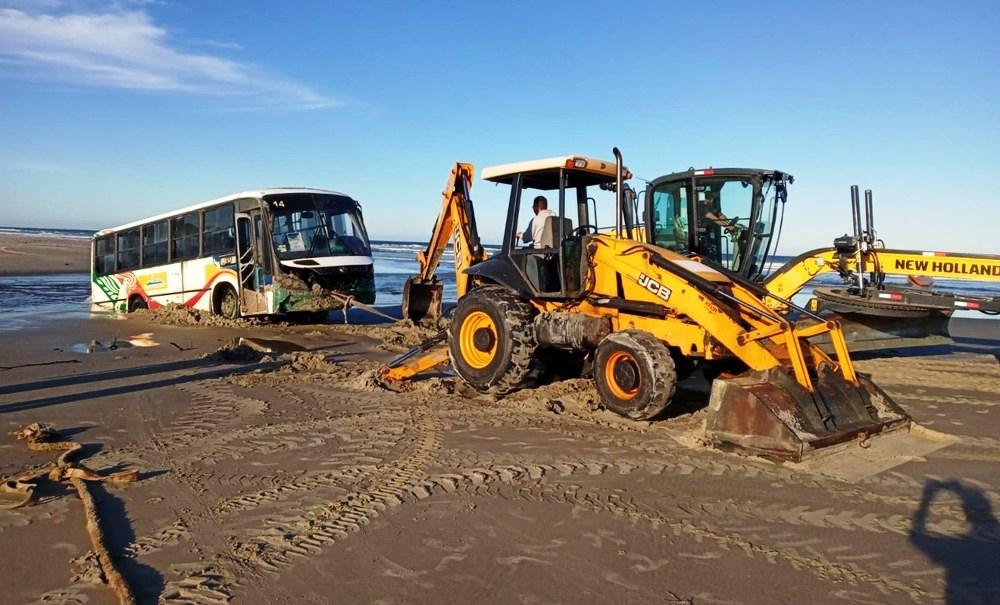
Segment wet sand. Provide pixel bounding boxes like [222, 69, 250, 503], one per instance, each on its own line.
[0, 233, 90, 275]
[1, 313, 999, 604]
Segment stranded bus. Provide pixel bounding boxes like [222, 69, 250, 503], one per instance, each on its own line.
[91, 188, 376, 318]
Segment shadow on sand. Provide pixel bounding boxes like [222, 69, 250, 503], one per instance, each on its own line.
[0, 358, 284, 415]
[88, 481, 165, 604]
[910, 479, 1000, 604]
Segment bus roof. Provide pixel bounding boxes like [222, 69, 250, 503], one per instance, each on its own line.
[95, 187, 351, 236]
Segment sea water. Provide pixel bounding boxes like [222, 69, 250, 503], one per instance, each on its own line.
[0, 229, 994, 331]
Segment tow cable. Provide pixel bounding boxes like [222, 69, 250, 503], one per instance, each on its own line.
[327, 289, 398, 323]
[1, 423, 140, 605]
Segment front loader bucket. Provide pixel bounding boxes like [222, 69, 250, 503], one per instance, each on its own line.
[401, 277, 443, 323]
[704, 366, 910, 462]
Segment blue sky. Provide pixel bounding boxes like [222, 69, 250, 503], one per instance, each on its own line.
[1, 0, 997, 254]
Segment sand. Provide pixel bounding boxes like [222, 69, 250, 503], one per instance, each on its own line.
[1, 312, 999, 605]
[0, 233, 90, 275]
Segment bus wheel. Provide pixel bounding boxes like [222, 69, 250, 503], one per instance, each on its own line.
[216, 285, 240, 319]
[127, 295, 147, 313]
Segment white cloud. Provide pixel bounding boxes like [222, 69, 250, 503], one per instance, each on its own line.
[0, 7, 337, 109]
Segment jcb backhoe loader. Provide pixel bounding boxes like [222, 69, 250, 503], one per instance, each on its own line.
[640, 168, 1000, 340]
[383, 150, 910, 461]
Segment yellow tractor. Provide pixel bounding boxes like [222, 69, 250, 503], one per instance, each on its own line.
[386, 150, 910, 461]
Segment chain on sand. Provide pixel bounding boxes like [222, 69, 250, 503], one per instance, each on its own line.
[1, 422, 140, 605]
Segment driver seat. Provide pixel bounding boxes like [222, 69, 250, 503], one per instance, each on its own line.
[537, 214, 573, 248]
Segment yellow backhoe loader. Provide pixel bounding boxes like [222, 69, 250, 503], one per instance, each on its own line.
[639, 168, 1000, 345]
[382, 150, 910, 461]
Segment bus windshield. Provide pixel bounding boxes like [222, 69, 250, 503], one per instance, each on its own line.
[264, 193, 372, 261]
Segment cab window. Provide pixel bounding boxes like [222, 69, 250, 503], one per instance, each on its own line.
[650, 181, 689, 253]
[695, 177, 753, 270]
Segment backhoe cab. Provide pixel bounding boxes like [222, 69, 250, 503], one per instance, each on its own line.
[643, 168, 792, 282]
[393, 150, 910, 461]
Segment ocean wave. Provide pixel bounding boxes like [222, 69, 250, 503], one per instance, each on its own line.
[0, 226, 94, 240]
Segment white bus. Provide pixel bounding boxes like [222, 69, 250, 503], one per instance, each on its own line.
[91, 188, 376, 318]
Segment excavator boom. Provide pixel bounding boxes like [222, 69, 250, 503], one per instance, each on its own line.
[401, 163, 486, 322]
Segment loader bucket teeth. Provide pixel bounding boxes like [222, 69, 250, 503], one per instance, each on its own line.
[402, 277, 443, 323]
[704, 366, 910, 462]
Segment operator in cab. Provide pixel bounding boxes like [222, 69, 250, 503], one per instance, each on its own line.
[517, 195, 554, 249]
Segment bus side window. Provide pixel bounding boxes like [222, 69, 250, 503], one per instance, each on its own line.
[94, 236, 115, 275]
[116, 229, 140, 272]
[142, 221, 169, 267]
[171, 213, 200, 261]
[203, 204, 235, 256]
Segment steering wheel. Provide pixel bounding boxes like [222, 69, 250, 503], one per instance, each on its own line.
[570, 225, 599, 237]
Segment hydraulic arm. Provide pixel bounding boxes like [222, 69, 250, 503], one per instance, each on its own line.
[401, 163, 486, 322]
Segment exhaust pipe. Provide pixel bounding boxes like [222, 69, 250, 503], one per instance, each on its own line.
[864, 188, 875, 244]
[613, 147, 623, 238]
[851, 185, 865, 291]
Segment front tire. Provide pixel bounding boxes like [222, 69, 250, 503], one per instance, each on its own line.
[215, 285, 240, 319]
[594, 330, 676, 420]
[448, 286, 540, 394]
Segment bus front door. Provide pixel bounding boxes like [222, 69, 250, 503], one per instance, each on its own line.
[235, 212, 267, 314]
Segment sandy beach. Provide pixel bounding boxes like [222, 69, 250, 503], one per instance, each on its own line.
[0, 306, 998, 605]
[0, 233, 90, 276]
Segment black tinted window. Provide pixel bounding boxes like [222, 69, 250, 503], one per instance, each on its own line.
[171, 213, 200, 260]
[203, 204, 234, 256]
[94, 236, 115, 275]
[116, 229, 140, 272]
[142, 221, 169, 267]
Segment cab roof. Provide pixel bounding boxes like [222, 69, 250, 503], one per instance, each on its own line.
[648, 168, 792, 188]
[481, 155, 627, 190]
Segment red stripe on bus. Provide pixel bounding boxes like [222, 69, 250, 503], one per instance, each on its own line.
[184, 271, 233, 308]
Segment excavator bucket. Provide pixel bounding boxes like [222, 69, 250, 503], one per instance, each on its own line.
[704, 365, 911, 462]
[402, 277, 443, 323]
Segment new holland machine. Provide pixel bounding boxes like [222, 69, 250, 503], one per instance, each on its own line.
[383, 149, 912, 462]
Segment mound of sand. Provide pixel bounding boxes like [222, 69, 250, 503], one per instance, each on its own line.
[133, 304, 272, 329]
[330, 320, 443, 352]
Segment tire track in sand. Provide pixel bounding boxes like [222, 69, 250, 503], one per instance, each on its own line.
[158, 403, 440, 603]
[399, 464, 935, 604]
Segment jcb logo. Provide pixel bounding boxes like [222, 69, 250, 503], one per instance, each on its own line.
[637, 273, 672, 301]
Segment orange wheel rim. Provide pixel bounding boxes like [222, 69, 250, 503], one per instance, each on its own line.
[605, 351, 640, 400]
[459, 311, 498, 369]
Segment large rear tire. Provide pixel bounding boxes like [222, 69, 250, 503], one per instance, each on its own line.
[594, 330, 676, 420]
[448, 286, 540, 394]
